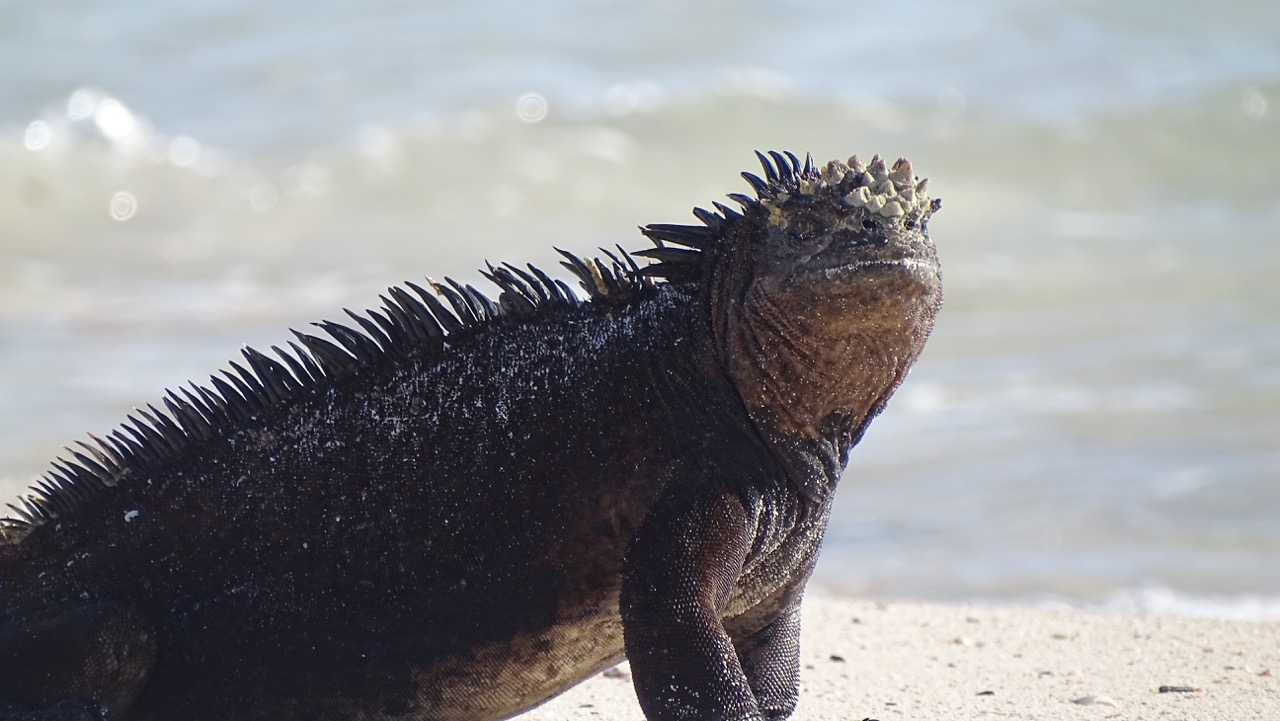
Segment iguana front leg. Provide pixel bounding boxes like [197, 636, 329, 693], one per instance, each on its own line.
[620, 487, 779, 721]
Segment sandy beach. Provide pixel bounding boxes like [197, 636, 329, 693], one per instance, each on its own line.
[523, 594, 1279, 721]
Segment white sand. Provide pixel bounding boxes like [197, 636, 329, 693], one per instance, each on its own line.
[522, 594, 1279, 721]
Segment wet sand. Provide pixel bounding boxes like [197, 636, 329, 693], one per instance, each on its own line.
[522, 594, 1279, 721]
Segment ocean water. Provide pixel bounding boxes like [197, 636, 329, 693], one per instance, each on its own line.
[2, 1, 1278, 619]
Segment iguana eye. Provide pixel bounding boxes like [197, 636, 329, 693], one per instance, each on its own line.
[789, 214, 824, 241]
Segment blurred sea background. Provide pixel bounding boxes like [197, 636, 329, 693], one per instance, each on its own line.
[2, 1, 1278, 620]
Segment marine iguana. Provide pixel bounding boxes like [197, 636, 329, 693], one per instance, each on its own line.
[0, 151, 942, 721]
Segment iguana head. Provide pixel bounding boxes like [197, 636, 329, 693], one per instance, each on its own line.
[716, 151, 940, 339]
[641, 151, 942, 497]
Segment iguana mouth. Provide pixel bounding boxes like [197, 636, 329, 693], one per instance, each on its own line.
[814, 256, 935, 278]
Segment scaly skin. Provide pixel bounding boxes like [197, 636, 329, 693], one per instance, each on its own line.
[0, 151, 941, 721]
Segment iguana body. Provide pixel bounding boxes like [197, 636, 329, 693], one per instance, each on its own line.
[0, 151, 942, 721]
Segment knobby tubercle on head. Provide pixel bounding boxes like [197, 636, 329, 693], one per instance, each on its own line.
[758, 151, 940, 228]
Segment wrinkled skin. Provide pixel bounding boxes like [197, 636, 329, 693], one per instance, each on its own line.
[0, 152, 940, 721]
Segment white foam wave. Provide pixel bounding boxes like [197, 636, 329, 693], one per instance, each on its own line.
[1084, 586, 1280, 622]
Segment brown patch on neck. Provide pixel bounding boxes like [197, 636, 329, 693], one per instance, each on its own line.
[723, 276, 938, 445]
